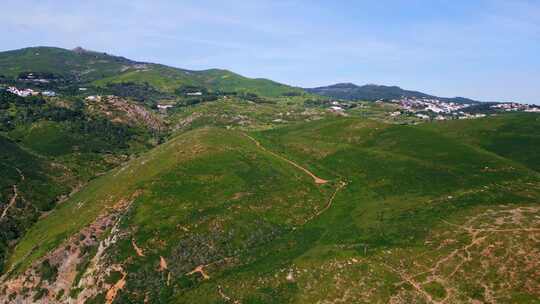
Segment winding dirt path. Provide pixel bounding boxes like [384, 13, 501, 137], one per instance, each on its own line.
[304, 181, 347, 224]
[0, 185, 18, 221]
[243, 133, 348, 225]
[243, 134, 328, 184]
[382, 263, 438, 304]
[187, 265, 210, 280]
[1, 168, 25, 221]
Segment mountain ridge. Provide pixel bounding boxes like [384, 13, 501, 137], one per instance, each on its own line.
[306, 82, 480, 104]
[1, 46, 485, 102]
[0, 46, 303, 97]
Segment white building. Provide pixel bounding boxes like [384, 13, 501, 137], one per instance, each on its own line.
[157, 104, 174, 110]
[42, 91, 56, 97]
[7, 87, 37, 97]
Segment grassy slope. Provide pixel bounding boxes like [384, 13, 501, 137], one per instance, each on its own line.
[8, 119, 154, 178]
[0, 46, 303, 97]
[0, 92, 159, 278]
[176, 116, 536, 303]
[0, 47, 133, 81]
[422, 113, 540, 172]
[7, 128, 330, 273]
[93, 65, 303, 97]
[6, 114, 540, 302]
[0, 135, 72, 211]
[0, 135, 74, 271]
[170, 97, 327, 132]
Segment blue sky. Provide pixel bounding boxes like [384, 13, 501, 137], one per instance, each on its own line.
[1, 0, 539, 103]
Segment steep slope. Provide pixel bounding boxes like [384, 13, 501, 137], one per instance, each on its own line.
[2, 128, 332, 303]
[1, 90, 159, 179]
[307, 83, 478, 103]
[0, 88, 161, 279]
[2, 115, 539, 303]
[0, 135, 75, 273]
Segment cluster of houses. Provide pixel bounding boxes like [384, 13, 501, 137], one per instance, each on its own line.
[386, 97, 477, 120]
[490, 103, 540, 113]
[327, 100, 355, 112]
[387, 96, 540, 121]
[5, 86, 56, 97]
[389, 109, 488, 121]
[392, 97, 470, 114]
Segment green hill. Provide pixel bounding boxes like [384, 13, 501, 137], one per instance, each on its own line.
[93, 65, 302, 97]
[0, 88, 161, 279]
[0, 135, 75, 273]
[0, 47, 303, 97]
[0, 47, 136, 82]
[423, 113, 540, 172]
[2, 114, 539, 303]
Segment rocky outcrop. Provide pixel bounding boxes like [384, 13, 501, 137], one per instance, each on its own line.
[0, 192, 140, 304]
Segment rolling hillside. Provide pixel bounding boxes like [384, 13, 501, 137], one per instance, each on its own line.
[0, 47, 302, 97]
[94, 65, 303, 97]
[2, 114, 538, 303]
[0, 46, 538, 303]
[423, 113, 540, 172]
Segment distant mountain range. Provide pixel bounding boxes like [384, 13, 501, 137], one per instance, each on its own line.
[306, 83, 480, 104]
[0, 47, 484, 103]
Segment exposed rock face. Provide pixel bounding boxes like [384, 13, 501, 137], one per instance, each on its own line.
[86, 95, 167, 131]
[0, 192, 140, 304]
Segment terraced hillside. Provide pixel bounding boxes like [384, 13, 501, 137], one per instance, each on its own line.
[1, 114, 538, 303]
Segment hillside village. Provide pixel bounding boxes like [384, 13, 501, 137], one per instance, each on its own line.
[1, 82, 539, 124]
[384, 96, 540, 121]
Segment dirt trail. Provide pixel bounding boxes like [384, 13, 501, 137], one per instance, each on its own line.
[442, 219, 540, 233]
[382, 263, 438, 304]
[304, 181, 347, 224]
[187, 265, 210, 280]
[105, 270, 127, 304]
[243, 133, 349, 224]
[1, 168, 26, 221]
[243, 134, 328, 184]
[132, 239, 145, 257]
[15, 167, 25, 181]
[0, 185, 18, 221]
[159, 256, 168, 271]
[398, 206, 540, 303]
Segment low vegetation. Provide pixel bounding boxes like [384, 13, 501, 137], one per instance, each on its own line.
[0, 46, 538, 303]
